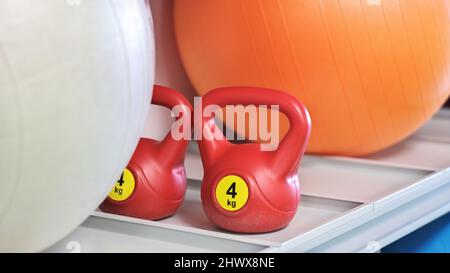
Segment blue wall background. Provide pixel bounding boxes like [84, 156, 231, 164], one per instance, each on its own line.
[383, 213, 450, 253]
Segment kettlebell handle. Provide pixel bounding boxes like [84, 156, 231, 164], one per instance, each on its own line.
[198, 87, 311, 174]
[151, 85, 192, 166]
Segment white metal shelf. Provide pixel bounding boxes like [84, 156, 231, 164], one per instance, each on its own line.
[46, 109, 450, 253]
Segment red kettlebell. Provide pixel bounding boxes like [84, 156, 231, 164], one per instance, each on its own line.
[197, 87, 311, 233]
[100, 85, 192, 220]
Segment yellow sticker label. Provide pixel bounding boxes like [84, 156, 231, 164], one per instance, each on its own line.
[108, 168, 135, 202]
[215, 175, 249, 211]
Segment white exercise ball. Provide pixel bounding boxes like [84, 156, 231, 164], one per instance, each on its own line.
[0, 0, 155, 252]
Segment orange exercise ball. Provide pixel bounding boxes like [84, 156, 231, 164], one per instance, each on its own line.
[174, 0, 450, 156]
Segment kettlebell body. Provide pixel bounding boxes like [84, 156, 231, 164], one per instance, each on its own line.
[100, 85, 192, 220]
[198, 87, 311, 233]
